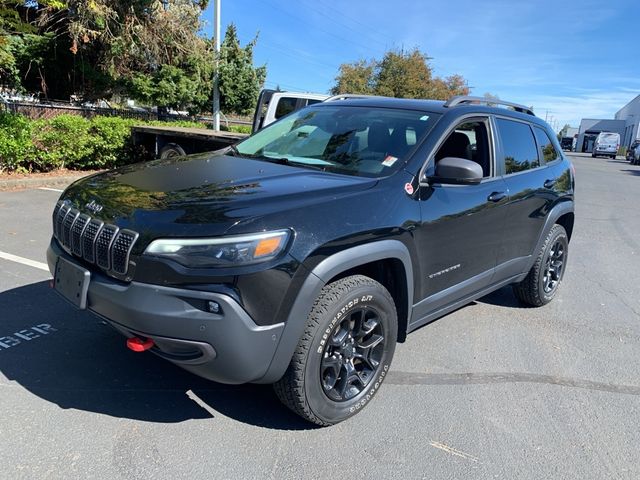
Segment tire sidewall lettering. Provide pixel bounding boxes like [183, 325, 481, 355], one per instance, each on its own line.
[316, 293, 375, 354]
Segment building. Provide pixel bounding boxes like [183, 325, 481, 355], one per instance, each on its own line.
[576, 94, 640, 153]
[614, 94, 640, 147]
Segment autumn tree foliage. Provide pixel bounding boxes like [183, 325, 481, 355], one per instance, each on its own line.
[1, 1, 265, 114]
[331, 48, 470, 100]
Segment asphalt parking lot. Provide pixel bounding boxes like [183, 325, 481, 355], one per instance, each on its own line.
[1, 153, 639, 479]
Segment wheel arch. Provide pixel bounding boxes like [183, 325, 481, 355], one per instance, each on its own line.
[556, 211, 574, 241]
[526, 200, 574, 273]
[258, 239, 413, 383]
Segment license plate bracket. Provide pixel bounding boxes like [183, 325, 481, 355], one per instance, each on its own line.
[54, 257, 90, 309]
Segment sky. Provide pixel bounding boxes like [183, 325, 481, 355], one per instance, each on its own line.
[203, 0, 640, 129]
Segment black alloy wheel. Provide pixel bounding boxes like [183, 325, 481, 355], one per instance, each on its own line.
[274, 275, 397, 426]
[320, 308, 385, 402]
[542, 239, 565, 294]
[513, 224, 569, 307]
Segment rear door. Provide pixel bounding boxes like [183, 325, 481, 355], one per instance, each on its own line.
[494, 117, 562, 278]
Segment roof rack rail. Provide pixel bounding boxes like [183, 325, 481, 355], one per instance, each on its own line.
[444, 95, 535, 116]
[324, 94, 389, 102]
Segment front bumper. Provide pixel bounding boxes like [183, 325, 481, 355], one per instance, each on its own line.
[47, 240, 284, 384]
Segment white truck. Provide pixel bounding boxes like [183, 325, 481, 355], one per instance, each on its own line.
[132, 90, 328, 159]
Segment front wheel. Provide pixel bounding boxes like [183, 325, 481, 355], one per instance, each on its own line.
[513, 224, 568, 307]
[274, 275, 397, 426]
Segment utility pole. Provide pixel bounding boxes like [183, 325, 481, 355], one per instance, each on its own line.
[213, 0, 221, 131]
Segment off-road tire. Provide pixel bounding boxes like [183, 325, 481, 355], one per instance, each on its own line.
[513, 224, 568, 307]
[273, 275, 397, 426]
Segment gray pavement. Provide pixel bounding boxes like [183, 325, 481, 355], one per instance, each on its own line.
[0, 154, 639, 479]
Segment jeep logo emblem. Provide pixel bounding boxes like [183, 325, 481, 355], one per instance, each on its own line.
[85, 200, 104, 214]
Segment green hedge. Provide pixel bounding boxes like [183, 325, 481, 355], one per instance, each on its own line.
[0, 113, 222, 173]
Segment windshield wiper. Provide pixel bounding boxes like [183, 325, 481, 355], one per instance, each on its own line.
[239, 153, 326, 171]
[227, 145, 241, 156]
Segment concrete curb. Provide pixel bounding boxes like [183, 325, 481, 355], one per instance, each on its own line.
[0, 173, 93, 191]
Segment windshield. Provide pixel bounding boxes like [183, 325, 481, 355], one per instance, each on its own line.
[234, 105, 439, 177]
[597, 133, 619, 144]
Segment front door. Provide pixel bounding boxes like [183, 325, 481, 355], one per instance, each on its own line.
[412, 117, 509, 322]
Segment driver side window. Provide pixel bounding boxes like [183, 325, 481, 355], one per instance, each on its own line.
[435, 119, 492, 177]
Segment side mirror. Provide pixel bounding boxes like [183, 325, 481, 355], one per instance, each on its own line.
[425, 157, 483, 185]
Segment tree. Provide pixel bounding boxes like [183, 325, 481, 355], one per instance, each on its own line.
[0, 0, 36, 88]
[218, 23, 266, 115]
[43, 0, 215, 110]
[331, 60, 375, 96]
[2, 1, 266, 114]
[558, 123, 570, 138]
[331, 48, 469, 100]
[375, 49, 434, 98]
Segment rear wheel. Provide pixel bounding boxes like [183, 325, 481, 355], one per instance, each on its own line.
[159, 143, 186, 159]
[513, 224, 568, 307]
[274, 275, 397, 426]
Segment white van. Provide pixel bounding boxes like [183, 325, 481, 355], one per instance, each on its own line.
[592, 132, 620, 159]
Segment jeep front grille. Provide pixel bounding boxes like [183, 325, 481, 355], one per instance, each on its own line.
[52, 200, 139, 277]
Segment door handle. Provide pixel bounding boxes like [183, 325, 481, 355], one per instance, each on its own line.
[487, 191, 506, 202]
[544, 179, 556, 189]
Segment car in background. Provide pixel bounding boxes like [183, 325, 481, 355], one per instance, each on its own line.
[626, 140, 640, 164]
[630, 143, 640, 166]
[592, 132, 620, 159]
[560, 137, 573, 151]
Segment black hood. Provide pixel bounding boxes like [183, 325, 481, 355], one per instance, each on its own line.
[62, 153, 377, 242]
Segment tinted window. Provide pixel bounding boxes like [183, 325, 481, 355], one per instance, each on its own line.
[534, 127, 559, 163]
[496, 118, 539, 174]
[275, 97, 298, 119]
[306, 99, 323, 106]
[435, 120, 492, 177]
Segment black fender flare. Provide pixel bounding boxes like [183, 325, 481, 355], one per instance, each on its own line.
[526, 200, 574, 272]
[258, 240, 413, 383]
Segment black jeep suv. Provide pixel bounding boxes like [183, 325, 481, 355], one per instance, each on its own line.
[48, 95, 575, 426]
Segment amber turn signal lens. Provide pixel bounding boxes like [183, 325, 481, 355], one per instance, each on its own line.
[254, 236, 283, 258]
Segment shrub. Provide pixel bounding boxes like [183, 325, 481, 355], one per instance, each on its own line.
[32, 115, 93, 170]
[0, 113, 245, 173]
[0, 112, 33, 172]
[88, 117, 138, 169]
[226, 124, 251, 134]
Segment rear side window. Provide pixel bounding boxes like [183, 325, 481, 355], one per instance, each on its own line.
[534, 127, 559, 163]
[496, 118, 540, 174]
[275, 97, 298, 119]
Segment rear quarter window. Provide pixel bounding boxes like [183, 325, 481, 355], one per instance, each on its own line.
[496, 118, 540, 174]
[534, 127, 559, 163]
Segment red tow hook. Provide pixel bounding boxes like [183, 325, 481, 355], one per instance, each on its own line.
[126, 337, 154, 352]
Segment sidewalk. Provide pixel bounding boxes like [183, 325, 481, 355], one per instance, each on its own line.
[0, 171, 96, 191]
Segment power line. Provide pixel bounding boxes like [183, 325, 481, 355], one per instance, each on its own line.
[259, 0, 380, 54]
[311, 0, 398, 47]
[297, 0, 390, 50]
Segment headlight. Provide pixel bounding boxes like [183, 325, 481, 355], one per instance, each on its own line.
[144, 230, 291, 268]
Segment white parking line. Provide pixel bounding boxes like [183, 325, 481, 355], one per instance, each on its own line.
[0, 251, 49, 272]
[38, 187, 64, 192]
